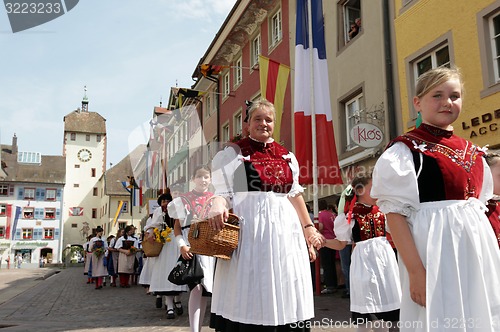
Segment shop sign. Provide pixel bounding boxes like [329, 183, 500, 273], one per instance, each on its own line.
[461, 109, 499, 139]
[350, 123, 384, 148]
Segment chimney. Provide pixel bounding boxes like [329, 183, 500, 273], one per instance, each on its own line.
[12, 133, 18, 155]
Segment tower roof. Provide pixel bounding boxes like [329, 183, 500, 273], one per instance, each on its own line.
[63, 111, 107, 134]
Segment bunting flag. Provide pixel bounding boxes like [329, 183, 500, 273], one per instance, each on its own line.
[258, 55, 290, 142]
[294, 0, 342, 185]
[177, 88, 205, 108]
[5, 204, 12, 240]
[199, 64, 225, 77]
[112, 201, 125, 226]
[132, 180, 142, 207]
[11, 206, 21, 239]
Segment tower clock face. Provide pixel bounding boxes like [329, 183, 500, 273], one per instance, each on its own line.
[77, 149, 92, 162]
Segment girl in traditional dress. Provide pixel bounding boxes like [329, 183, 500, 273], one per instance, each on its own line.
[107, 228, 124, 287]
[485, 152, 500, 248]
[371, 67, 500, 331]
[114, 225, 138, 288]
[89, 226, 108, 289]
[148, 193, 186, 319]
[317, 175, 401, 332]
[206, 99, 323, 332]
[83, 234, 93, 284]
[168, 165, 215, 332]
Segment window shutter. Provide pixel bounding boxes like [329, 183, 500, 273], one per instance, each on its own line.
[34, 228, 43, 240]
[56, 209, 61, 218]
[35, 208, 43, 219]
[35, 188, 42, 200]
[54, 229, 60, 239]
[17, 188, 24, 200]
[15, 229, 21, 240]
[41, 189, 45, 198]
[56, 189, 62, 201]
[9, 185, 14, 196]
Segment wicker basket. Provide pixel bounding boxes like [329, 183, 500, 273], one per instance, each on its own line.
[188, 214, 240, 260]
[142, 235, 163, 257]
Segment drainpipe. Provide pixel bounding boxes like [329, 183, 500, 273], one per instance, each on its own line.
[383, 0, 398, 140]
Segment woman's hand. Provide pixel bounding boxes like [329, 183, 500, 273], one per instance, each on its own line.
[207, 196, 229, 231]
[306, 227, 325, 250]
[409, 268, 426, 307]
[308, 245, 317, 262]
[180, 245, 193, 260]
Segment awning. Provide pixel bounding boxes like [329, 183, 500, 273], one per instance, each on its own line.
[12, 244, 39, 250]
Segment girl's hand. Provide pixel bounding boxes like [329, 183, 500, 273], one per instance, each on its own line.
[409, 268, 426, 307]
[180, 246, 193, 260]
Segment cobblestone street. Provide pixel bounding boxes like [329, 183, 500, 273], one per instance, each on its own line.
[0, 267, 355, 332]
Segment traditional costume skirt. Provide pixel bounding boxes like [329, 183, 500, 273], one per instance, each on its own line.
[399, 199, 500, 331]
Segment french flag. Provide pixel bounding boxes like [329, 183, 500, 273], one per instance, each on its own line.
[294, 0, 342, 185]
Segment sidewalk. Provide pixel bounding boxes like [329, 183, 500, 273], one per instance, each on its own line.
[0, 267, 356, 331]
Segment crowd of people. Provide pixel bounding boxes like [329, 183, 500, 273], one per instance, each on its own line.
[82, 69, 500, 331]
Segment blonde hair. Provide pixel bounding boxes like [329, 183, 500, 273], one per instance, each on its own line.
[247, 99, 276, 122]
[415, 66, 464, 98]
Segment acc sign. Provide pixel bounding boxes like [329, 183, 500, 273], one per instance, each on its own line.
[350, 123, 384, 148]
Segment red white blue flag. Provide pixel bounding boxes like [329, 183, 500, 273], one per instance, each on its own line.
[294, 0, 342, 185]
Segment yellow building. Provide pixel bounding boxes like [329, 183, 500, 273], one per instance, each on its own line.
[394, 0, 500, 149]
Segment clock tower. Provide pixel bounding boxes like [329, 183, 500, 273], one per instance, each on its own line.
[62, 88, 107, 247]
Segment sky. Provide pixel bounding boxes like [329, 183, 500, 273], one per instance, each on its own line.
[0, 0, 236, 167]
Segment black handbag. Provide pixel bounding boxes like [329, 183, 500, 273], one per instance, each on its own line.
[168, 254, 204, 285]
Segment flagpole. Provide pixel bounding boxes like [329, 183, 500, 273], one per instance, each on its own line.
[307, 0, 321, 295]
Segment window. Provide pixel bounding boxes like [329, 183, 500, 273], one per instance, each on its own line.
[22, 228, 33, 239]
[23, 207, 34, 219]
[0, 184, 9, 196]
[339, 0, 361, 46]
[74, 184, 79, 188]
[251, 34, 261, 67]
[93, 187, 98, 196]
[75, 164, 80, 168]
[0, 226, 4, 238]
[44, 208, 56, 219]
[70, 133, 76, 141]
[44, 228, 54, 239]
[71, 223, 77, 228]
[223, 72, 230, 98]
[345, 93, 365, 151]
[86, 134, 90, 141]
[92, 208, 97, 219]
[234, 57, 243, 86]
[205, 94, 212, 118]
[118, 222, 126, 230]
[270, 9, 282, 47]
[70, 207, 83, 216]
[91, 168, 96, 177]
[24, 188, 35, 200]
[478, 6, 500, 97]
[97, 134, 102, 142]
[46, 189, 56, 201]
[234, 111, 243, 135]
[0, 204, 6, 216]
[222, 124, 230, 143]
[414, 45, 450, 79]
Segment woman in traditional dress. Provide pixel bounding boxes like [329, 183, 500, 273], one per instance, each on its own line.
[148, 193, 186, 319]
[114, 225, 138, 288]
[206, 99, 323, 331]
[107, 228, 124, 287]
[371, 67, 500, 331]
[89, 226, 108, 289]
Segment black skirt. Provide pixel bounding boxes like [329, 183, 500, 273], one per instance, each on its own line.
[210, 313, 311, 332]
